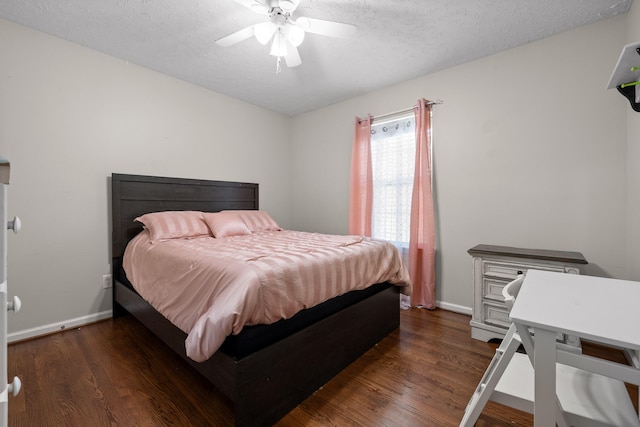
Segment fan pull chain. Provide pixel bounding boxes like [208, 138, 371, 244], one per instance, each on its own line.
[276, 56, 282, 74]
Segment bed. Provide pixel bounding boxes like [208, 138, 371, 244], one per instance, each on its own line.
[111, 173, 406, 426]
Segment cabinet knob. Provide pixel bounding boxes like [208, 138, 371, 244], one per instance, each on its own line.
[8, 376, 21, 397]
[7, 216, 21, 234]
[7, 296, 21, 313]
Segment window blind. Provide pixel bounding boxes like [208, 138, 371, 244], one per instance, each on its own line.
[370, 115, 415, 246]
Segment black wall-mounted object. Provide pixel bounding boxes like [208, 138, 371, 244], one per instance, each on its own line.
[617, 84, 640, 112]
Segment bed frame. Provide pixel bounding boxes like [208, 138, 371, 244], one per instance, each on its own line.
[111, 173, 400, 427]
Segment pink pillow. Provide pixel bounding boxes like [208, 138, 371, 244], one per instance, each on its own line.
[226, 210, 282, 232]
[135, 211, 210, 243]
[202, 211, 251, 238]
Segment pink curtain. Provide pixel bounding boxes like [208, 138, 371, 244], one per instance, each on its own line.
[349, 103, 436, 309]
[348, 115, 373, 236]
[408, 99, 436, 309]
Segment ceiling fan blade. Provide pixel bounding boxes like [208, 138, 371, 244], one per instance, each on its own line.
[215, 25, 255, 47]
[284, 43, 302, 67]
[231, 0, 270, 14]
[295, 17, 356, 38]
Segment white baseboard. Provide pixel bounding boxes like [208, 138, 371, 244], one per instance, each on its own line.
[436, 300, 472, 316]
[8, 310, 113, 343]
[6, 302, 470, 343]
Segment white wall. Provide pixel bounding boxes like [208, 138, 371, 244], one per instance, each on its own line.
[626, 2, 640, 281]
[0, 18, 292, 335]
[291, 16, 629, 310]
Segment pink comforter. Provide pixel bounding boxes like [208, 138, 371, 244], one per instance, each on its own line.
[123, 229, 412, 362]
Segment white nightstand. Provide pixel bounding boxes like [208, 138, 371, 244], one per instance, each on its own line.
[467, 244, 587, 342]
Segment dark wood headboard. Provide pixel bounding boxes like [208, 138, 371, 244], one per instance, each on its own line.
[111, 173, 259, 261]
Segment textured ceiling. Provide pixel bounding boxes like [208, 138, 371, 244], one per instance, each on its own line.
[0, 0, 632, 116]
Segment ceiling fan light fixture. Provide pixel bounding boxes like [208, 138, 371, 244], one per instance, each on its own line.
[285, 24, 305, 47]
[295, 17, 310, 31]
[269, 29, 288, 57]
[254, 21, 276, 45]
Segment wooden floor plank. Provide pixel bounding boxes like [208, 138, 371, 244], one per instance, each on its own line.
[7, 308, 637, 426]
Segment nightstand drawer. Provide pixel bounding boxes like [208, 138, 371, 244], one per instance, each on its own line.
[483, 277, 508, 302]
[482, 260, 564, 281]
[482, 300, 566, 342]
[482, 301, 511, 329]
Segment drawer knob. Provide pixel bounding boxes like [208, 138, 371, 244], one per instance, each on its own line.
[7, 296, 21, 313]
[7, 216, 20, 234]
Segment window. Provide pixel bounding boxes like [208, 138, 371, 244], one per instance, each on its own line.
[350, 100, 436, 308]
[370, 115, 415, 248]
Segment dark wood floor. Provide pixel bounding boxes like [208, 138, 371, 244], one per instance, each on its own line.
[7, 308, 637, 426]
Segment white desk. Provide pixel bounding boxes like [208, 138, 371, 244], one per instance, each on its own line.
[509, 269, 640, 427]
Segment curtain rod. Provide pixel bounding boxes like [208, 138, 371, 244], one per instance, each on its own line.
[359, 99, 444, 124]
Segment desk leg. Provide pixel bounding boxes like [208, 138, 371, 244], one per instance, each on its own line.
[533, 328, 557, 427]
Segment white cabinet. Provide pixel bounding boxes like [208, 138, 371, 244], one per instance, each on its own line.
[468, 244, 587, 342]
[0, 158, 21, 426]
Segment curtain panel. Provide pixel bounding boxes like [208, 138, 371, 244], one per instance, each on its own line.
[408, 100, 436, 309]
[348, 114, 373, 236]
[349, 101, 436, 309]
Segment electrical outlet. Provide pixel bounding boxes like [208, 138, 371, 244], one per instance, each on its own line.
[102, 274, 112, 289]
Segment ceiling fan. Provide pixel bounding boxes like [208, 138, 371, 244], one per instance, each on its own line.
[216, 0, 357, 71]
